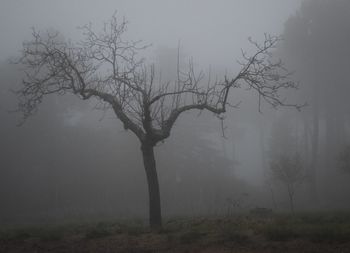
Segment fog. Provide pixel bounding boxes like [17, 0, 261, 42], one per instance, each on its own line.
[1, 0, 350, 227]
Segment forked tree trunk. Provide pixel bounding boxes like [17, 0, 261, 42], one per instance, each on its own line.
[141, 143, 162, 228]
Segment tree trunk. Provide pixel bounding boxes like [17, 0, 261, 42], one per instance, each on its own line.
[288, 189, 295, 214]
[309, 101, 319, 202]
[308, 68, 320, 204]
[141, 143, 162, 228]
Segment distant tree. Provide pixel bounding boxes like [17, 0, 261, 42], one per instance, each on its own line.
[270, 154, 305, 213]
[14, 13, 300, 227]
[281, 0, 350, 194]
[337, 146, 350, 172]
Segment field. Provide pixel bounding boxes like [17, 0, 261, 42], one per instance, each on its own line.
[1, 212, 350, 253]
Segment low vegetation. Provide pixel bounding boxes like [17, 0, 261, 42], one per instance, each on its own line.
[1, 212, 350, 252]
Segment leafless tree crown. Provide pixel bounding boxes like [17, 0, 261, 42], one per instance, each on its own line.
[15, 13, 301, 145]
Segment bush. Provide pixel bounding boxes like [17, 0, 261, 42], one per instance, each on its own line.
[85, 222, 115, 239]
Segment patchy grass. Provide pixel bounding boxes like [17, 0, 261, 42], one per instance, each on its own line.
[263, 223, 298, 241]
[0, 225, 65, 242]
[1, 213, 350, 252]
[84, 222, 116, 239]
[179, 230, 205, 244]
[219, 224, 251, 244]
[258, 212, 350, 243]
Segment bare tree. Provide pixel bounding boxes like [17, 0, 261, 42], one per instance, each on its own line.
[14, 13, 300, 228]
[270, 154, 305, 213]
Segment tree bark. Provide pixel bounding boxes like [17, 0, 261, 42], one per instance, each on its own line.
[141, 143, 162, 228]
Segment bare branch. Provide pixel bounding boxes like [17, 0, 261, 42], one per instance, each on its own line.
[15, 13, 301, 146]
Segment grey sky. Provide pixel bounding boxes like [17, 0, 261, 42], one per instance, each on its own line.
[0, 0, 302, 64]
[0, 0, 303, 186]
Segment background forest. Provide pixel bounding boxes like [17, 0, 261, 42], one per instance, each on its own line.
[0, 0, 350, 227]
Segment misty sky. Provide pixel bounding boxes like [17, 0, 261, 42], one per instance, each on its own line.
[0, 0, 304, 186]
[0, 0, 302, 64]
[2, 0, 350, 225]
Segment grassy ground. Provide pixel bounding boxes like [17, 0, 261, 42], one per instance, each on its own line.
[1, 212, 350, 252]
